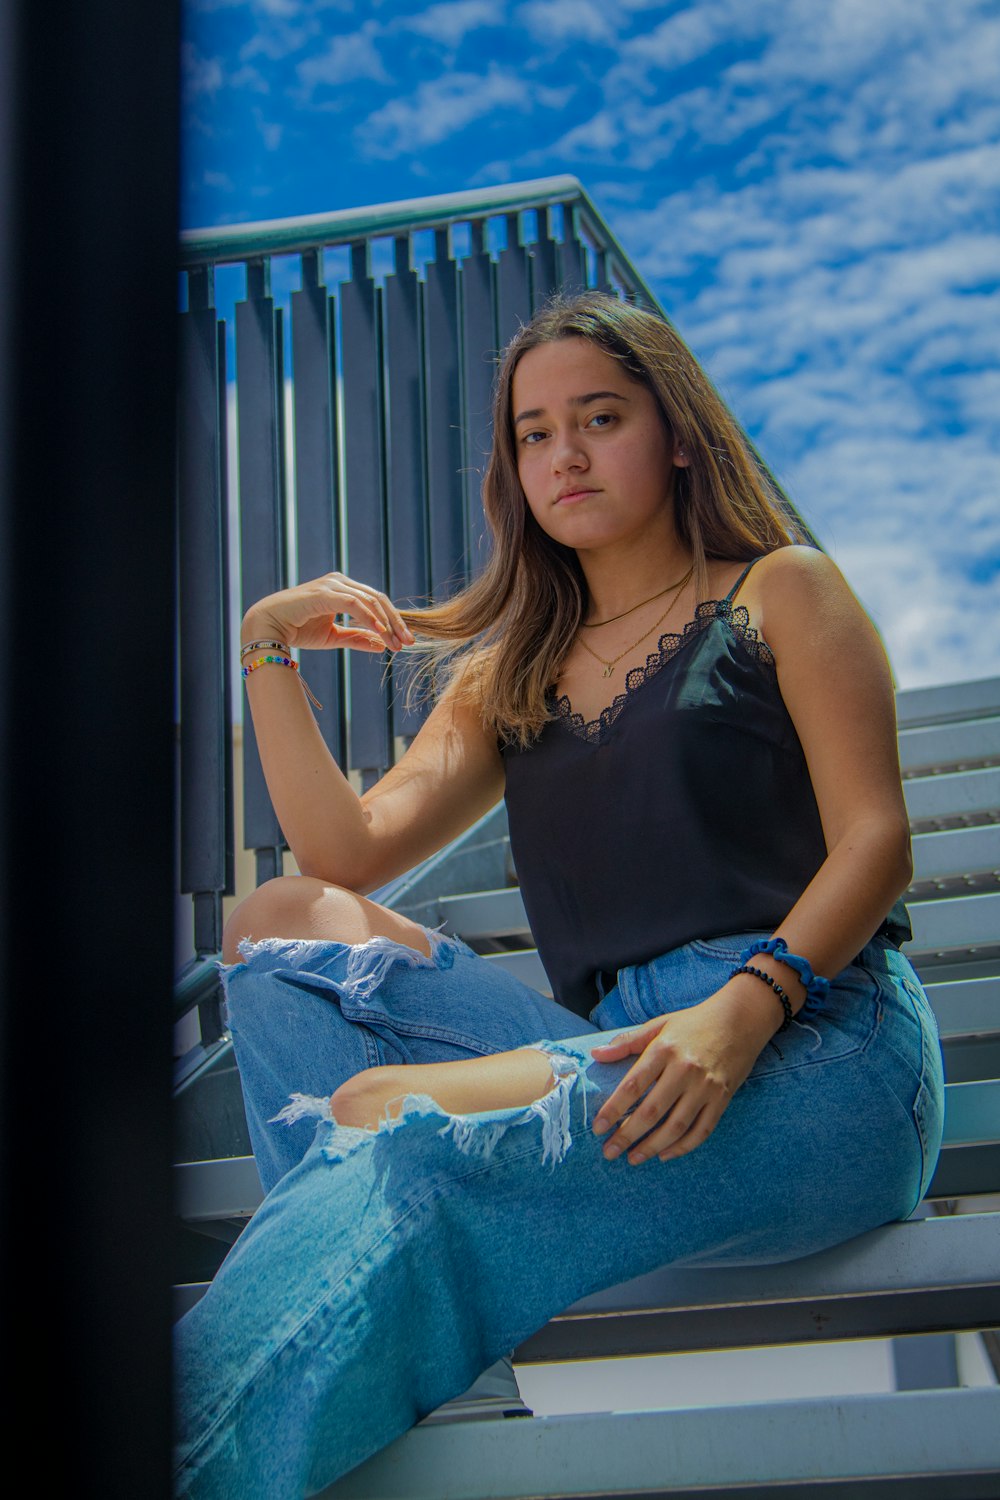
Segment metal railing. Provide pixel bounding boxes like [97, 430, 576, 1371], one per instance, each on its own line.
[176, 175, 803, 967]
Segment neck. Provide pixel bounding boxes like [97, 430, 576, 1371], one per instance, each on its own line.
[577, 527, 693, 625]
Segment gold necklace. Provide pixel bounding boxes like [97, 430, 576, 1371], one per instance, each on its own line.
[575, 566, 694, 679]
[580, 565, 694, 628]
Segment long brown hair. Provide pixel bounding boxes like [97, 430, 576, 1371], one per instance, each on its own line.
[401, 291, 806, 744]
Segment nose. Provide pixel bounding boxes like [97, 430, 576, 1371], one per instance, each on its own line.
[552, 428, 588, 473]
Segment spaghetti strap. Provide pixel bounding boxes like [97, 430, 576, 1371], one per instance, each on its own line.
[725, 556, 765, 603]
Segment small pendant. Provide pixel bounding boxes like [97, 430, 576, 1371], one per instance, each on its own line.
[603, 664, 614, 678]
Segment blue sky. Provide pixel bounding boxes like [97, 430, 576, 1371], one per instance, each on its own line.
[182, 0, 1000, 690]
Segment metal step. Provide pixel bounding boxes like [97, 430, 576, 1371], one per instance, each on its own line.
[174, 1208, 999, 1346]
[910, 823, 1000, 886]
[515, 1211, 1000, 1363]
[315, 1386, 1000, 1499]
[904, 766, 1000, 826]
[174, 1186, 1000, 1344]
[482, 940, 1000, 1026]
[907, 890, 1000, 960]
[444, 881, 1000, 958]
[441, 887, 531, 941]
[899, 715, 1000, 775]
[925, 976, 999, 1038]
[895, 676, 1000, 729]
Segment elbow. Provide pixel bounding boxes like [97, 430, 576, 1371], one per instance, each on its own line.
[834, 811, 913, 902]
[294, 853, 373, 894]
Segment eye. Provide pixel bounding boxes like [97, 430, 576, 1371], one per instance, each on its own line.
[519, 429, 547, 446]
[587, 412, 616, 429]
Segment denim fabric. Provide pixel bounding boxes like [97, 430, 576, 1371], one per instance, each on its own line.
[175, 928, 944, 1498]
[222, 928, 593, 1194]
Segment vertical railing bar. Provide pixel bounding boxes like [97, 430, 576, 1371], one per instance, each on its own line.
[235, 253, 287, 884]
[340, 237, 392, 781]
[423, 224, 466, 607]
[178, 265, 229, 961]
[188, 264, 212, 312]
[291, 247, 347, 769]
[459, 217, 497, 580]
[557, 200, 588, 297]
[529, 205, 559, 312]
[383, 231, 429, 740]
[495, 210, 532, 350]
[217, 318, 235, 906]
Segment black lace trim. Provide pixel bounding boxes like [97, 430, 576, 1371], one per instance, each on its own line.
[548, 599, 776, 745]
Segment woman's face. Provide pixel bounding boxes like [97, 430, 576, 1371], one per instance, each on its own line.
[511, 336, 688, 554]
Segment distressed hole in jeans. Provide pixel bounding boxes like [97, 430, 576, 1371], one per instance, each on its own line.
[233, 924, 455, 1002]
[270, 1045, 597, 1170]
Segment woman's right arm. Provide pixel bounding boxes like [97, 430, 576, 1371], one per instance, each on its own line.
[241, 573, 505, 894]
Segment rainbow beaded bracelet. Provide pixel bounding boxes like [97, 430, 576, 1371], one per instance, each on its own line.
[241, 653, 323, 711]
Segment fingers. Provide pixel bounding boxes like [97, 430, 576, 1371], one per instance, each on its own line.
[591, 1032, 730, 1166]
[590, 1025, 657, 1060]
[247, 572, 417, 655]
[322, 574, 412, 651]
[591, 1027, 668, 1135]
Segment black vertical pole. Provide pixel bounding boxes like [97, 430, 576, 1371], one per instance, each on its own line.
[0, 1, 177, 1494]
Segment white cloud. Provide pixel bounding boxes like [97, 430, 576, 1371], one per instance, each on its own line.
[181, 41, 225, 102]
[402, 0, 505, 47]
[516, 0, 618, 45]
[297, 21, 390, 92]
[357, 66, 567, 157]
[253, 108, 284, 151]
[240, 23, 317, 62]
[618, 1, 764, 73]
[550, 110, 623, 157]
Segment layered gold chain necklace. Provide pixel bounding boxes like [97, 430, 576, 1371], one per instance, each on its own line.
[576, 565, 694, 679]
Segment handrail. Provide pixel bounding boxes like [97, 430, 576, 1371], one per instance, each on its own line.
[181, 175, 582, 264]
[179, 175, 663, 309]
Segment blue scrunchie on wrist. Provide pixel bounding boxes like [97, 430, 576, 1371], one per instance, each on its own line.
[738, 937, 830, 1007]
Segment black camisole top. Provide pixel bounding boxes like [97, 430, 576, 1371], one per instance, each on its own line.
[501, 558, 911, 1018]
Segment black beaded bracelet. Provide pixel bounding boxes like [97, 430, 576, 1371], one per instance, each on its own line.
[732, 964, 794, 1032]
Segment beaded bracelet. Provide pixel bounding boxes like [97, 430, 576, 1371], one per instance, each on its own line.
[241, 653, 323, 711]
[732, 964, 794, 1032]
[738, 937, 830, 1005]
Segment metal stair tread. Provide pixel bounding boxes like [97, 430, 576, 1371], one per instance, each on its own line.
[313, 1387, 1000, 1500]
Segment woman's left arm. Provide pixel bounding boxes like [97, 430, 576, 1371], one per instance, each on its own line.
[591, 546, 912, 1164]
[743, 544, 912, 974]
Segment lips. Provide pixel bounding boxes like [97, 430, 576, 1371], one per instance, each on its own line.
[555, 487, 599, 505]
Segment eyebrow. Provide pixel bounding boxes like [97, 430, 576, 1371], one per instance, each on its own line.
[513, 390, 630, 426]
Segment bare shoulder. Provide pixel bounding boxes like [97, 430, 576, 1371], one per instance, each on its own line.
[751, 543, 849, 598]
[745, 546, 876, 661]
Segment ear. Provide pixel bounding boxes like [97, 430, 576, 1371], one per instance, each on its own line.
[673, 440, 691, 468]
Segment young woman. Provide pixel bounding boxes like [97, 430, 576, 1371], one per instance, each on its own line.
[174, 293, 945, 1498]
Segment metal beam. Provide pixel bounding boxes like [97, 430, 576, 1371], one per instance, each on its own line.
[896, 677, 1000, 729]
[907, 890, 1000, 954]
[903, 766, 1000, 824]
[924, 976, 999, 1038]
[910, 823, 1000, 884]
[515, 1212, 1000, 1362]
[899, 716, 1000, 775]
[180, 176, 585, 267]
[317, 1388, 1000, 1500]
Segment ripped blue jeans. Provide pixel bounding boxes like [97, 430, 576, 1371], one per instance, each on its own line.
[173, 928, 944, 1498]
